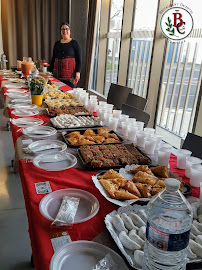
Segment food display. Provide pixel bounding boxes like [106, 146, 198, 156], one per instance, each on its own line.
[44, 89, 76, 100]
[98, 166, 183, 201]
[47, 105, 90, 117]
[45, 98, 83, 107]
[79, 143, 151, 169]
[105, 203, 202, 269]
[51, 115, 101, 129]
[63, 128, 122, 146]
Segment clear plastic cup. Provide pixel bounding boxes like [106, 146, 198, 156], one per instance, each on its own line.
[89, 95, 97, 100]
[145, 138, 157, 155]
[144, 128, 155, 135]
[155, 135, 163, 150]
[122, 122, 129, 137]
[109, 117, 119, 131]
[99, 108, 107, 121]
[135, 121, 145, 131]
[127, 126, 138, 141]
[158, 147, 171, 167]
[113, 110, 122, 118]
[126, 118, 136, 125]
[104, 112, 112, 126]
[136, 131, 147, 147]
[185, 156, 202, 178]
[89, 100, 98, 113]
[177, 149, 192, 170]
[190, 164, 202, 187]
[119, 114, 129, 122]
[99, 101, 107, 107]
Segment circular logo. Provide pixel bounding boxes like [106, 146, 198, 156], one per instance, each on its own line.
[160, 7, 193, 41]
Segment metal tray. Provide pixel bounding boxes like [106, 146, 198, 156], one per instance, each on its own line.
[62, 128, 124, 148]
[46, 107, 91, 117]
[77, 144, 151, 170]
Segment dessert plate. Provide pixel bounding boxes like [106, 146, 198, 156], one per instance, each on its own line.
[40, 188, 99, 222]
[11, 117, 43, 127]
[22, 126, 56, 138]
[33, 152, 77, 171]
[27, 140, 67, 154]
[49, 241, 129, 270]
[11, 109, 39, 117]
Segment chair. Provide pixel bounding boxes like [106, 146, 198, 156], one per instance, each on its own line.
[121, 103, 150, 127]
[125, 93, 147, 111]
[182, 132, 202, 160]
[107, 83, 132, 110]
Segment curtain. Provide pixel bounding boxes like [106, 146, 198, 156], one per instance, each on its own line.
[84, 0, 101, 90]
[1, 0, 69, 68]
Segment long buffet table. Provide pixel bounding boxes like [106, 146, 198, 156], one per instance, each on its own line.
[0, 72, 200, 270]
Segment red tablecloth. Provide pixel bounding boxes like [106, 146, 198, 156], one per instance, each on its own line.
[18, 161, 117, 270]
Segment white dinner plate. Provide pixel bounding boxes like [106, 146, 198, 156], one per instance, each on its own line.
[6, 92, 30, 99]
[10, 98, 31, 104]
[4, 83, 27, 88]
[39, 188, 99, 223]
[33, 151, 77, 171]
[22, 126, 56, 138]
[8, 78, 25, 83]
[6, 89, 28, 94]
[49, 241, 129, 270]
[8, 103, 37, 109]
[11, 117, 44, 127]
[27, 140, 67, 154]
[11, 109, 40, 117]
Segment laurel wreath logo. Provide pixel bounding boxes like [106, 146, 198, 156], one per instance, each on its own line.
[165, 17, 175, 35]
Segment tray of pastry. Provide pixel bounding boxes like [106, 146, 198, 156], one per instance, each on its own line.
[78, 143, 151, 170]
[62, 128, 123, 147]
[46, 105, 91, 117]
[50, 115, 102, 129]
[92, 165, 190, 207]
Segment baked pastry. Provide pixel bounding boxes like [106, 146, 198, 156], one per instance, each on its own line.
[92, 135, 105, 144]
[105, 178, 127, 188]
[114, 189, 139, 200]
[103, 138, 120, 144]
[83, 129, 96, 136]
[98, 169, 125, 180]
[130, 165, 153, 175]
[150, 166, 169, 178]
[134, 183, 152, 198]
[99, 180, 118, 198]
[124, 180, 141, 198]
[132, 171, 158, 186]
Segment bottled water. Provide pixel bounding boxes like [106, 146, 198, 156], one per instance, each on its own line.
[143, 178, 193, 270]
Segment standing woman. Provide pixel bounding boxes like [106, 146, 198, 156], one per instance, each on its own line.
[49, 22, 82, 88]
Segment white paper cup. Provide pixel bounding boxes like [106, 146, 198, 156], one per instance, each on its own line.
[122, 122, 129, 137]
[136, 131, 147, 147]
[89, 100, 98, 113]
[185, 156, 202, 178]
[158, 147, 171, 167]
[177, 149, 192, 169]
[190, 164, 202, 187]
[145, 138, 157, 155]
[109, 117, 119, 131]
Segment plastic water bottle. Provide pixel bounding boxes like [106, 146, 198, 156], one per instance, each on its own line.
[143, 178, 193, 270]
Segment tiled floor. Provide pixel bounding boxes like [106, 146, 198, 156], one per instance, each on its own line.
[0, 109, 33, 270]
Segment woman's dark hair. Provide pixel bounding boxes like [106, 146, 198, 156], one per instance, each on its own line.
[60, 22, 70, 29]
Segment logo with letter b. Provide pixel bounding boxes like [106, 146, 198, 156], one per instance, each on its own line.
[160, 7, 193, 41]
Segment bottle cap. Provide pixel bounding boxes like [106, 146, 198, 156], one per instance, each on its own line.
[165, 178, 180, 191]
